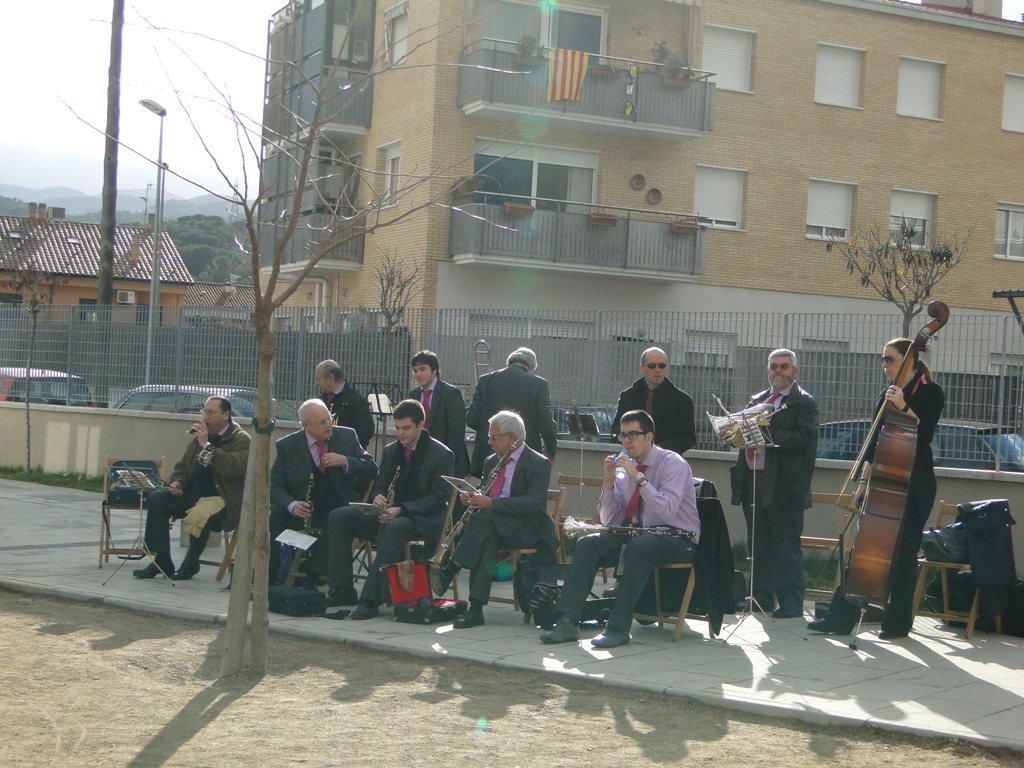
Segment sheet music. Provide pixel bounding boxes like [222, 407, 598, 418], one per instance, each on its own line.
[113, 468, 157, 490]
[441, 475, 479, 495]
[275, 529, 318, 551]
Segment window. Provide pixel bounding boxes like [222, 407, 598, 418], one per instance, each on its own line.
[815, 44, 863, 108]
[897, 57, 943, 120]
[694, 165, 746, 229]
[995, 203, 1024, 260]
[890, 189, 935, 248]
[702, 25, 754, 93]
[474, 140, 596, 211]
[481, 0, 605, 55]
[383, 144, 401, 206]
[806, 180, 854, 240]
[1003, 74, 1024, 132]
[385, 2, 409, 65]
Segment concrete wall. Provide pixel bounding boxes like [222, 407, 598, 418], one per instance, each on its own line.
[3, 401, 1022, 570]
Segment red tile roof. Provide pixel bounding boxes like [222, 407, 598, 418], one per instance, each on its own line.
[184, 282, 256, 307]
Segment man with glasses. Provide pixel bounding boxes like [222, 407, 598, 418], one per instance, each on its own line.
[540, 410, 699, 648]
[429, 410, 556, 628]
[729, 348, 818, 619]
[134, 396, 251, 581]
[610, 347, 696, 457]
[268, 399, 377, 587]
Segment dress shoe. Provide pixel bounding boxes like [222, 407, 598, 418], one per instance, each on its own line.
[591, 629, 631, 648]
[806, 618, 853, 636]
[878, 629, 908, 640]
[133, 562, 172, 579]
[772, 607, 803, 619]
[349, 599, 379, 620]
[602, 581, 620, 599]
[326, 587, 359, 607]
[539, 616, 580, 644]
[429, 562, 457, 596]
[453, 611, 485, 629]
[171, 561, 200, 581]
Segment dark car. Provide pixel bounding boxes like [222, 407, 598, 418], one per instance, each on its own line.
[112, 385, 298, 422]
[0, 368, 96, 406]
[816, 419, 1024, 472]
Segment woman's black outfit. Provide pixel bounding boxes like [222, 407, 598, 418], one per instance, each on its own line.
[812, 369, 945, 636]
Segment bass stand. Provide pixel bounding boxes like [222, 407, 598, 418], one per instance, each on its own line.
[567, 404, 599, 514]
[366, 380, 393, 464]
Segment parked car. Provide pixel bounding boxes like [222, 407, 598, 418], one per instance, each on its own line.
[816, 419, 1024, 472]
[0, 368, 97, 407]
[112, 385, 298, 423]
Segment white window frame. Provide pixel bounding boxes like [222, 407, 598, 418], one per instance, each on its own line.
[382, 143, 401, 207]
[897, 56, 943, 120]
[484, 0, 606, 55]
[1003, 73, 1024, 133]
[474, 138, 599, 204]
[702, 24, 755, 94]
[695, 164, 746, 230]
[384, 1, 409, 65]
[995, 202, 1024, 261]
[815, 44, 864, 109]
[806, 179, 855, 241]
[890, 189, 935, 248]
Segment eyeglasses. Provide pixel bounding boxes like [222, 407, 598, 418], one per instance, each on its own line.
[767, 363, 792, 371]
[644, 362, 668, 370]
[881, 356, 898, 365]
[201, 409, 224, 416]
[487, 432, 510, 442]
[305, 417, 332, 428]
[617, 430, 648, 442]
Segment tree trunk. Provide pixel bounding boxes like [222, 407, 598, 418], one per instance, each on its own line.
[97, 0, 124, 306]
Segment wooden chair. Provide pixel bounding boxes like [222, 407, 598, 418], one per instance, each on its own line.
[98, 456, 163, 567]
[912, 501, 994, 639]
[632, 561, 699, 642]
[801, 491, 857, 599]
[556, 473, 604, 565]
[492, 488, 566, 611]
[288, 482, 374, 588]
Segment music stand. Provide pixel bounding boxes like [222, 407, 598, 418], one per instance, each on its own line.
[101, 468, 170, 586]
[567, 406, 600, 514]
[366, 383, 393, 463]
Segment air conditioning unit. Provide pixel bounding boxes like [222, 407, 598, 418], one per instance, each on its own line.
[117, 290, 136, 305]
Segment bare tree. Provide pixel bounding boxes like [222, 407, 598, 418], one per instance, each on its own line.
[827, 220, 970, 336]
[372, 247, 422, 336]
[97, 0, 124, 306]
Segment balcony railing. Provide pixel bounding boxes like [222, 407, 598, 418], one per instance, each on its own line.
[457, 45, 715, 142]
[448, 199, 706, 280]
[258, 212, 365, 274]
[263, 77, 373, 144]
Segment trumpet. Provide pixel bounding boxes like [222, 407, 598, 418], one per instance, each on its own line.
[562, 516, 695, 541]
[707, 395, 788, 449]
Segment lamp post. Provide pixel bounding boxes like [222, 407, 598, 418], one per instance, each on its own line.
[140, 98, 167, 386]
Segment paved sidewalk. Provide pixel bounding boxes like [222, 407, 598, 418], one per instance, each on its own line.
[1, 479, 1022, 751]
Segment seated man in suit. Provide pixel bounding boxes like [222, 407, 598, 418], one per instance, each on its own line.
[324, 398, 455, 618]
[269, 399, 377, 585]
[134, 396, 250, 581]
[429, 409, 556, 628]
[409, 349, 470, 477]
[539, 410, 700, 648]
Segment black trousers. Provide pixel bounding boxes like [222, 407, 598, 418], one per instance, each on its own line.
[143, 487, 224, 566]
[327, 507, 424, 604]
[740, 469, 805, 613]
[453, 508, 542, 604]
[554, 531, 696, 633]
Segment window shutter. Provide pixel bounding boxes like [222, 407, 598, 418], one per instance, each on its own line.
[807, 181, 852, 230]
[703, 26, 753, 92]
[695, 166, 744, 225]
[897, 58, 942, 119]
[890, 190, 932, 221]
[815, 45, 861, 108]
[1003, 74, 1024, 132]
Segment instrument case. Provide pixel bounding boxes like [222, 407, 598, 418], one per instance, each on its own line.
[383, 560, 467, 625]
[268, 585, 327, 617]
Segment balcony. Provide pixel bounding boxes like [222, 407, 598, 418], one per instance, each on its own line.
[457, 45, 715, 142]
[258, 213, 365, 276]
[448, 199, 706, 281]
[263, 77, 373, 145]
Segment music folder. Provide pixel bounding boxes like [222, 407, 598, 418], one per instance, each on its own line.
[567, 412, 599, 439]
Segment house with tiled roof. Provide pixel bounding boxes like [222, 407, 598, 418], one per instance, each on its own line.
[0, 204, 193, 314]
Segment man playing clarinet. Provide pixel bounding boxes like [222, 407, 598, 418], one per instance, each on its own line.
[540, 410, 700, 648]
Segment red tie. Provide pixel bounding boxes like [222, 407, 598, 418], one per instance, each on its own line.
[404, 446, 413, 463]
[623, 464, 648, 527]
[487, 461, 510, 499]
[746, 392, 783, 463]
[325, 391, 334, 405]
[317, 440, 328, 472]
[645, 388, 654, 416]
[422, 388, 432, 427]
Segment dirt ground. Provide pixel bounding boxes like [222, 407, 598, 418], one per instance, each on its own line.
[1, 589, 1019, 768]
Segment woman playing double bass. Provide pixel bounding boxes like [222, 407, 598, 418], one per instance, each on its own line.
[808, 336, 945, 639]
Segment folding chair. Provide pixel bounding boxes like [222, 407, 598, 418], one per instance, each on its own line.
[801, 491, 857, 599]
[98, 456, 163, 567]
[492, 488, 565, 611]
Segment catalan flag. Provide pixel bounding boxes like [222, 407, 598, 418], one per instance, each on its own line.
[546, 48, 589, 102]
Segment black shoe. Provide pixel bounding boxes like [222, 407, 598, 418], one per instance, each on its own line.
[429, 562, 457, 596]
[772, 607, 803, 619]
[133, 562, 172, 579]
[602, 581, 620, 598]
[591, 629, 631, 648]
[326, 587, 359, 607]
[878, 629, 908, 640]
[806, 618, 853, 636]
[453, 611, 485, 629]
[539, 616, 580, 644]
[171, 561, 200, 581]
[350, 599, 379, 620]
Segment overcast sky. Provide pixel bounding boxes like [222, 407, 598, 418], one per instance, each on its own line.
[1, 1, 1022, 202]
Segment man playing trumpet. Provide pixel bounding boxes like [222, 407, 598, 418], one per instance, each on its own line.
[429, 410, 557, 628]
[540, 410, 699, 648]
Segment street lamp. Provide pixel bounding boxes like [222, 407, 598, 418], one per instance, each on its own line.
[140, 98, 167, 386]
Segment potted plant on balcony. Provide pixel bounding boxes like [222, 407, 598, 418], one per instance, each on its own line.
[589, 61, 620, 79]
[515, 35, 544, 67]
[669, 218, 701, 235]
[451, 175, 483, 200]
[662, 55, 695, 88]
[587, 209, 619, 227]
[503, 199, 536, 217]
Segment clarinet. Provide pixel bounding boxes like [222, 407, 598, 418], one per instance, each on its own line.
[303, 472, 319, 535]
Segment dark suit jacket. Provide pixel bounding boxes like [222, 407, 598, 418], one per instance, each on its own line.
[322, 383, 375, 448]
[409, 379, 470, 477]
[466, 364, 558, 476]
[270, 426, 378, 517]
[611, 377, 696, 455]
[729, 384, 819, 510]
[374, 430, 455, 545]
[481, 444, 558, 563]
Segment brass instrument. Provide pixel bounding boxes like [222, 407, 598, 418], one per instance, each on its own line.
[303, 472, 320, 535]
[562, 516, 695, 541]
[429, 440, 520, 567]
[473, 339, 492, 379]
[707, 395, 788, 449]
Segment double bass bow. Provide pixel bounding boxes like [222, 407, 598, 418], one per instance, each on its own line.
[843, 300, 949, 608]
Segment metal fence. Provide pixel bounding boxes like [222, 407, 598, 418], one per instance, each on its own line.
[3, 304, 1024, 455]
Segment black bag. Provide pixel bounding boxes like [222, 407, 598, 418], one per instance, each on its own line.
[921, 522, 968, 563]
[526, 581, 615, 629]
[268, 585, 326, 617]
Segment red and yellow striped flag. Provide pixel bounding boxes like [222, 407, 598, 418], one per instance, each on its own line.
[547, 48, 589, 102]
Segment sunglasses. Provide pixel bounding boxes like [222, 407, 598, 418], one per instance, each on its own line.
[881, 356, 898, 364]
[645, 362, 668, 370]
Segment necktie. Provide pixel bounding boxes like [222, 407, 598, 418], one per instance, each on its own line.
[404, 445, 413, 463]
[317, 440, 328, 472]
[645, 388, 654, 416]
[746, 392, 783, 463]
[422, 388, 432, 427]
[623, 464, 648, 527]
[487, 460, 510, 499]
[325, 391, 334, 406]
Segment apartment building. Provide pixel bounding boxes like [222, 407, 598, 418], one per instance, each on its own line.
[258, 0, 1024, 318]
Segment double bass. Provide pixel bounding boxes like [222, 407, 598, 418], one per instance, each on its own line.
[843, 300, 949, 607]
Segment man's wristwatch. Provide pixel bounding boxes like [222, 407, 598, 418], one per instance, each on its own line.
[634, 472, 648, 488]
